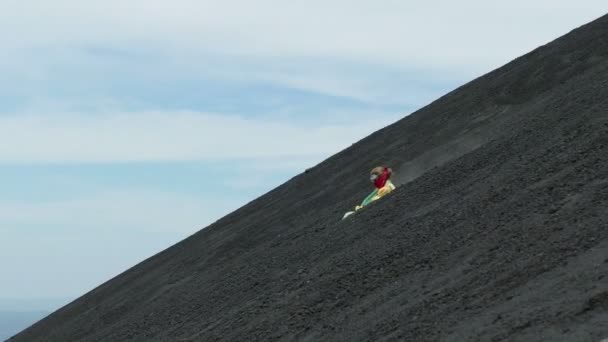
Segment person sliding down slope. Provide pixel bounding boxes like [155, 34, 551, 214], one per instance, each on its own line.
[343, 166, 396, 219]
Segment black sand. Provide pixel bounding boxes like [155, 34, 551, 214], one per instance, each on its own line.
[9, 13, 608, 342]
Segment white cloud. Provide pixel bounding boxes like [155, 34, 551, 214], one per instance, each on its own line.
[0, 111, 401, 163]
[1, 1, 605, 111]
[249, 67, 453, 106]
[0, 190, 238, 234]
[2, 1, 606, 74]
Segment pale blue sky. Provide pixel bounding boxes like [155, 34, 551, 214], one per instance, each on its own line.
[1, 1, 606, 312]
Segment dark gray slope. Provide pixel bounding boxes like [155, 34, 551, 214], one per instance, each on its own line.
[10, 13, 608, 342]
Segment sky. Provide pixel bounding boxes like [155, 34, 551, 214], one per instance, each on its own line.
[1, 1, 607, 312]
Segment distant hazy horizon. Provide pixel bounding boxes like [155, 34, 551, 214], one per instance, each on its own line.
[0, 297, 72, 341]
[0, 297, 73, 312]
[0, 311, 49, 341]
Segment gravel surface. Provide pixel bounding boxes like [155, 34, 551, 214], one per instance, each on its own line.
[9, 13, 608, 342]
